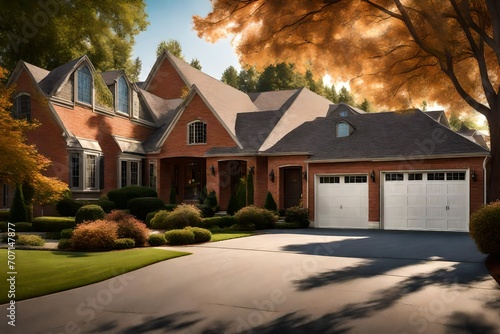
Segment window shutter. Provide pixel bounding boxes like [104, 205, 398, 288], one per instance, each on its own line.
[99, 156, 105, 190]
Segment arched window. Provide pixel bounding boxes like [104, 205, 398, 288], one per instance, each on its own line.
[336, 122, 350, 138]
[117, 76, 129, 114]
[12, 93, 31, 120]
[188, 121, 207, 144]
[77, 65, 92, 104]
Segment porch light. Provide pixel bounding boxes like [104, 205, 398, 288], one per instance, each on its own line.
[269, 169, 275, 182]
[210, 164, 216, 176]
[249, 166, 255, 175]
[302, 170, 307, 179]
[471, 169, 476, 182]
[370, 170, 376, 182]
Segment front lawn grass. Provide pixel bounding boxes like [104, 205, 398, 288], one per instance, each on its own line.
[0, 248, 189, 303]
[211, 231, 254, 242]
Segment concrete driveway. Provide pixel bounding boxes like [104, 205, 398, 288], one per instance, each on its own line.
[2, 229, 499, 333]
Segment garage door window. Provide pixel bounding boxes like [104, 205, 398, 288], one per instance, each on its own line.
[408, 173, 423, 181]
[427, 172, 445, 181]
[320, 176, 340, 183]
[385, 173, 404, 181]
[345, 175, 367, 183]
[447, 172, 465, 180]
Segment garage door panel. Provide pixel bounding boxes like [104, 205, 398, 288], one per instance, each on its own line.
[383, 171, 469, 232]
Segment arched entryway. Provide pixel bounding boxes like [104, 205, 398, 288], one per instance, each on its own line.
[218, 160, 247, 210]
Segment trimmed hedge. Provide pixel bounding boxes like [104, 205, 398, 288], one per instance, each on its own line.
[148, 233, 166, 246]
[202, 216, 236, 229]
[127, 197, 165, 221]
[17, 234, 45, 246]
[13, 222, 33, 232]
[60, 228, 74, 239]
[114, 238, 136, 249]
[154, 204, 203, 230]
[150, 210, 170, 229]
[165, 229, 195, 245]
[56, 198, 116, 216]
[75, 205, 105, 224]
[32, 217, 76, 232]
[470, 201, 500, 255]
[71, 220, 118, 250]
[57, 238, 72, 250]
[185, 227, 212, 243]
[275, 222, 302, 229]
[285, 206, 310, 228]
[108, 186, 158, 209]
[0, 209, 10, 222]
[234, 206, 277, 230]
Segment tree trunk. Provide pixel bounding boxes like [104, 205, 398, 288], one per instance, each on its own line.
[487, 112, 500, 203]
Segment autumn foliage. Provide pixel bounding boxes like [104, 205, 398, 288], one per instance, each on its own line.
[0, 68, 68, 206]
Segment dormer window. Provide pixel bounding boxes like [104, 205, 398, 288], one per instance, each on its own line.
[77, 65, 92, 104]
[117, 76, 129, 114]
[336, 122, 351, 138]
[340, 111, 348, 117]
[12, 93, 31, 121]
[188, 121, 207, 144]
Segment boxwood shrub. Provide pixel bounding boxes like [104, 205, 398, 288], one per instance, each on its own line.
[0, 209, 10, 222]
[75, 205, 105, 225]
[284, 206, 310, 228]
[165, 229, 195, 245]
[127, 197, 165, 221]
[108, 186, 158, 209]
[14, 222, 33, 232]
[71, 220, 118, 250]
[470, 201, 500, 255]
[162, 204, 203, 230]
[185, 227, 212, 243]
[202, 216, 236, 229]
[114, 238, 136, 249]
[148, 233, 166, 246]
[60, 228, 74, 239]
[150, 210, 170, 229]
[116, 217, 149, 246]
[32, 217, 76, 232]
[234, 206, 278, 230]
[17, 234, 45, 246]
[57, 238, 72, 250]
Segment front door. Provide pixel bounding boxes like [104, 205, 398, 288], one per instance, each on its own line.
[283, 167, 302, 209]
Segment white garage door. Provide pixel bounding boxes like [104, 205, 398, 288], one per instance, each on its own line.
[383, 171, 469, 231]
[316, 175, 368, 228]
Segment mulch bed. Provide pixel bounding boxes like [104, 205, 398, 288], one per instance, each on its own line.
[485, 255, 500, 287]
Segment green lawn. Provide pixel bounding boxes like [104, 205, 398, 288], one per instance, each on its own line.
[0, 248, 189, 303]
[211, 231, 255, 242]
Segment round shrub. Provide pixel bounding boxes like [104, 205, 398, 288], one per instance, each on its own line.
[163, 204, 202, 230]
[150, 210, 170, 229]
[145, 210, 159, 228]
[71, 220, 118, 250]
[17, 234, 45, 246]
[470, 201, 500, 255]
[60, 228, 74, 239]
[105, 210, 134, 223]
[114, 238, 135, 249]
[148, 233, 166, 246]
[234, 206, 278, 230]
[56, 198, 83, 216]
[96, 199, 115, 213]
[57, 238, 72, 250]
[127, 197, 166, 221]
[196, 204, 215, 218]
[116, 217, 149, 246]
[107, 186, 158, 209]
[285, 206, 310, 228]
[185, 227, 212, 243]
[75, 205, 105, 225]
[165, 229, 195, 245]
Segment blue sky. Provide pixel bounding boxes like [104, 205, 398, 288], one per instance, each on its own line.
[132, 1, 240, 82]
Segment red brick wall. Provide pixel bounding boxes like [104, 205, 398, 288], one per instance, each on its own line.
[308, 157, 486, 223]
[158, 93, 238, 158]
[146, 57, 186, 99]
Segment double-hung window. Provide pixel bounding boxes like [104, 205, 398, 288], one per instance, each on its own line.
[119, 159, 142, 187]
[69, 152, 101, 190]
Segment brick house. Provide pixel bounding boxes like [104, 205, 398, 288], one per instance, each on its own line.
[1, 52, 489, 231]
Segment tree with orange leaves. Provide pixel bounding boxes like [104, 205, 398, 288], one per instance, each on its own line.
[194, 0, 500, 201]
[0, 68, 67, 215]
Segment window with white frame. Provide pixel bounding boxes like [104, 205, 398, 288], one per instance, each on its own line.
[188, 121, 207, 144]
[12, 93, 31, 120]
[69, 151, 101, 190]
[77, 65, 92, 104]
[119, 158, 142, 187]
[117, 76, 129, 114]
[149, 160, 157, 190]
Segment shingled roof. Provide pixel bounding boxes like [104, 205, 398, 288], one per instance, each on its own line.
[266, 108, 489, 160]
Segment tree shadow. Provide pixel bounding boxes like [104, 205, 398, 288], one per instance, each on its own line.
[445, 311, 499, 334]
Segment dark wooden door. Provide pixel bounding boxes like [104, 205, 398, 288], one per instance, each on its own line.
[283, 167, 302, 208]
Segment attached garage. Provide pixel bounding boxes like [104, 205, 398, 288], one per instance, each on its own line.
[316, 175, 369, 228]
[382, 171, 469, 231]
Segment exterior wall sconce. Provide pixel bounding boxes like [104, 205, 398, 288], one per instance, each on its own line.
[269, 169, 275, 182]
[210, 164, 216, 176]
[249, 166, 255, 175]
[471, 169, 476, 182]
[302, 170, 307, 179]
[370, 170, 376, 182]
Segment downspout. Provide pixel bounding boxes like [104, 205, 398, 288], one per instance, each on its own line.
[483, 156, 489, 205]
